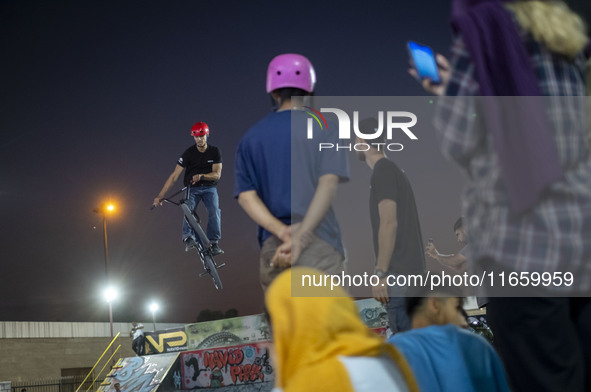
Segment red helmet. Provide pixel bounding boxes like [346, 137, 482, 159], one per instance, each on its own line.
[191, 122, 209, 137]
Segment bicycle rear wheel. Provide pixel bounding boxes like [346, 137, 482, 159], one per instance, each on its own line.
[202, 252, 223, 290]
[181, 201, 222, 289]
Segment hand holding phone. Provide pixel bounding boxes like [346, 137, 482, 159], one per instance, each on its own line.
[407, 41, 441, 84]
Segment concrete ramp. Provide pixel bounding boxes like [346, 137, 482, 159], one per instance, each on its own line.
[98, 352, 181, 392]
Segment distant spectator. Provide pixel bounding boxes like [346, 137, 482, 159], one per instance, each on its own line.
[265, 267, 419, 392]
[405, 294, 468, 330]
[425, 217, 488, 309]
[425, 217, 467, 273]
[130, 321, 145, 356]
[388, 288, 510, 392]
[356, 117, 426, 334]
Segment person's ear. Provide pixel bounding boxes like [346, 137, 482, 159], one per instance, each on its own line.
[271, 91, 281, 103]
[425, 297, 437, 314]
[427, 297, 444, 316]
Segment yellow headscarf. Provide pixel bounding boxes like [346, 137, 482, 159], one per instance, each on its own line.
[265, 267, 419, 392]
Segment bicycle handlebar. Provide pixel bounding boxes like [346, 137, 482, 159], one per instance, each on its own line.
[150, 186, 190, 210]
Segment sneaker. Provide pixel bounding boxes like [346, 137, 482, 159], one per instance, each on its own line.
[183, 237, 197, 252]
[210, 243, 224, 256]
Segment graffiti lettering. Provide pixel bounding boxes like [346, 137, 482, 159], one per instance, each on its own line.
[230, 364, 264, 384]
[182, 344, 274, 389]
[117, 356, 143, 376]
[203, 348, 245, 370]
[113, 357, 157, 392]
[229, 348, 244, 365]
[125, 372, 158, 392]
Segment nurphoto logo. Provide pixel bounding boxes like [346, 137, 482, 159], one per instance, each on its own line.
[305, 107, 418, 152]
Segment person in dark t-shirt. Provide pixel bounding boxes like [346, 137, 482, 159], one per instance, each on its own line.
[357, 117, 425, 333]
[153, 122, 224, 255]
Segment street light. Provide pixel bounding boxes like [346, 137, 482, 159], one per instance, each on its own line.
[94, 201, 117, 338]
[149, 302, 159, 331]
[93, 202, 117, 280]
[103, 286, 118, 338]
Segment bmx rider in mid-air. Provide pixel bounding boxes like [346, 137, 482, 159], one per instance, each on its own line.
[153, 122, 224, 255]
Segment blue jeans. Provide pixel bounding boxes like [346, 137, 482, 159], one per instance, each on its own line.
[182, 186, 221, 244]
[385, 281, 411, 334]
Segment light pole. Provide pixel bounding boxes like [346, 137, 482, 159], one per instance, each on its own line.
[94, 202, 117, 338]
[93, 203, 115, 280]
[104, 287, 118, 338]
[149, 302, 159, 331]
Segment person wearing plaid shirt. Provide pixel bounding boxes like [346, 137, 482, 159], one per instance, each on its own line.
[434, 41, 591, 294]
[412, 1, 591, 391]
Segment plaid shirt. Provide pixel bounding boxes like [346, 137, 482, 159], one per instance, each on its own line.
[434, 34, 591, 293]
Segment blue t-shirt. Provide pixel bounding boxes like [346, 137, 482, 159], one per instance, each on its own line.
[389, 325, 510, 392]
[234, 110, 349, 254]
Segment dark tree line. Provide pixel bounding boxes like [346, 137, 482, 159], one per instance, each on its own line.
[196, 308, 239, 322]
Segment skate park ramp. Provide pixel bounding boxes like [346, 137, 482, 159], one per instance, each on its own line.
[96, 300, 389, 391]
[98, 352, 181, 392]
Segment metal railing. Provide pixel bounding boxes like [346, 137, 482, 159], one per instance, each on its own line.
[8, 333, 122, 392]
[76, 332, 121, 392]
[11, 376, 92, 392]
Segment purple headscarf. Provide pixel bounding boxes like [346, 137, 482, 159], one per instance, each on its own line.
[451, 0, 564, 213]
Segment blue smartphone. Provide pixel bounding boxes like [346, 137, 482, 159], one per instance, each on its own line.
[407, 41, 441, 84]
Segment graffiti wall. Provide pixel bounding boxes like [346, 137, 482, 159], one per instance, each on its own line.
[99, 353, 181, 392]
[356, 298, 389, 328]
[356, 298, 392, 338]
[142, 303, 381, 356]
[372, 326, 388, 337]
[185, 314, 270, 350]
[181, 343, 274, 389]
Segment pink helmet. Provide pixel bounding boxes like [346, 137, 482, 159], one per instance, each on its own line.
[266, 53, 316, 93]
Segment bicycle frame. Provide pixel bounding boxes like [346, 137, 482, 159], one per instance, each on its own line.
[157, 185, 225, 289]
[180, 186, 212, 250]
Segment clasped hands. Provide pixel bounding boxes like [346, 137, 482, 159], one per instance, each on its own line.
[270, 223, 314, 269]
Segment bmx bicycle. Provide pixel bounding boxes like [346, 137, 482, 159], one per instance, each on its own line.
[153, 185, 226, 289]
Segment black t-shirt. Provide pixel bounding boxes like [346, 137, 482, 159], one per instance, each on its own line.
[369, 158, 425, 275]
[177, 144, 222, 187]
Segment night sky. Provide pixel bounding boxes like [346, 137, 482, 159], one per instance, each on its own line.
[5, 0, 581, 324]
